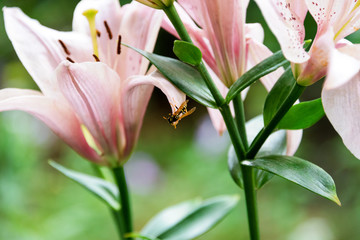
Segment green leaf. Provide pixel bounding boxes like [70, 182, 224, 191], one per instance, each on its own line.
[123, 44, 217, 108]
[263, 67, 295, 126]
[278, 98, 325, 130]
[242, 155, 341, 205]
[226, 50, 287, 103]
[173, 40, 202, 66]
[228, 115, 288, 189]
[49, 161, 120, 210]
[141, 195, 239, 239]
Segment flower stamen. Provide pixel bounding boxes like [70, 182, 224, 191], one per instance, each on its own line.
[93, 54, 100, 62]
[104, 21, 113, 40]
[66, 57, 75, 63]
[83, 9, 100, 57]
[58, 39, 71, 55]
[117, 35, 122, 55]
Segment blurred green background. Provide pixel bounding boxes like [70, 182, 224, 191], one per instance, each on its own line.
[0, 0, 360, 239]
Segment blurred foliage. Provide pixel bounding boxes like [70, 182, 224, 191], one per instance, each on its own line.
[0, 0, 360, 240]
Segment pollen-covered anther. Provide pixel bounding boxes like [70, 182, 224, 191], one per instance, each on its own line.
[66, 57, 75, 63]
[117, 35, 122, 55]
[58, 39, 71, 55]
[93, 54, 100, 62]
[104, 21, 113, 40]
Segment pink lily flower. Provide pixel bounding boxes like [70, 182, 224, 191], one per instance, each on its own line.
[254, 0, 360, 85]
[2, 0, 185, 166]
[255, 0, 360, 158]
[162, 0, 302, 155]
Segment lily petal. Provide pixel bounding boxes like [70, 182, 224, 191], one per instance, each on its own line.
[122, 70, 186, 156]
[3, 7, 92, 96]
[117, 2, 163, 80]
[56, 61, 122, 157]
[322, 46, 360, 158]
[0, 88, 100, 162]
[254, 0, 309, 63]
[324, 45, 360, 90]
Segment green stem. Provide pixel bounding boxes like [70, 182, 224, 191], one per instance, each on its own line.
[233, 94, 248, 149]
[91, 164, 125, 240]
[241, 166, 259, 240]
[233, 95, 259, 239]
[246, 83, 306, 159]
[113, 166, 133, 240]
[164, 4, 260, 239]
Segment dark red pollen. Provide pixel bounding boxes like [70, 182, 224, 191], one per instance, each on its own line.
[104, 21, 113, 40]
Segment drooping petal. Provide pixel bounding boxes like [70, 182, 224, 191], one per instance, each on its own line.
[286, 129, 303, 156]
[116, 2, 163, 80]
[322, 46, 360, 159]
[0, 88, 101, 162]
[56, 61, 122, 157]
[3, 7, 92, 96]
[121, 71, 186, 157]
[254, 0, 309, 63]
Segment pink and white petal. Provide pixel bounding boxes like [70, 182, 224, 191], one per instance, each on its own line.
[0, 88, 101, 162]
[177, 0, 207, 28]
[246, 38, 284, 91]
[245, 23, 264, 44]
[286, 130, 303, 156]
[324, 46, 360, 90]
[56, 61, 121, 156]
[121, 71, 186, 156]
[72, 0, 122, 66]
[305, 0, 354, 33]
[199, 0, 249, 86]
[322, 73, 360, 160]
[207, 108, 226, 136]
[117, 2, 163, 79]
[297, 27, 335, 85]
[254, 0, 309, 63]
[3, 7, 92, 95]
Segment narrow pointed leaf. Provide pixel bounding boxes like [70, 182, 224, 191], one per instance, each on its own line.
[242, 155, 341, 205]
[123, 44, 217, 108]
[49, 161, 120, 210]
[141, 195, 239, 239]
[278, 98, 325, 130]
[226, 50, 287, 103]
[263, 67, 296, 126]
[173, 40, 202, 66]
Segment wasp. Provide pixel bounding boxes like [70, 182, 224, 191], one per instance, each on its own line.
[163, 100, 196, 129]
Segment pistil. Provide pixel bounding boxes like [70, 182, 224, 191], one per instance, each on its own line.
[83, 9, 100, 58]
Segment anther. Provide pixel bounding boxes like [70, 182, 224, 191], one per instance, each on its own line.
[93, 54, 100, 62]
[104, 21, 113, 40]
[117, 35, 122, 55]
[96, 30, 101, 37]
[58, 39, 71, 55]
[66, 57, 75, 63]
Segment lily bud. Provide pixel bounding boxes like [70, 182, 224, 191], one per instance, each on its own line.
[135, 0, 174, 9]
